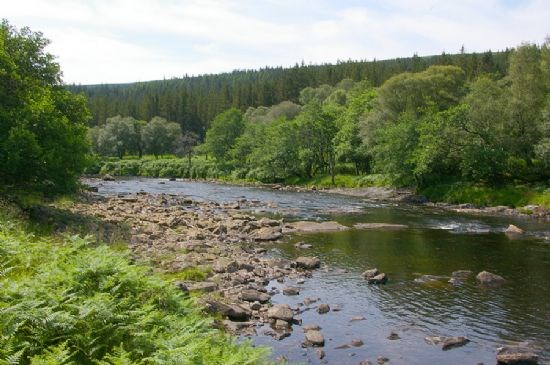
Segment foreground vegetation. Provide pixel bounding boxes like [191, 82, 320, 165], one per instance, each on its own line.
[0, 201, 269, 364]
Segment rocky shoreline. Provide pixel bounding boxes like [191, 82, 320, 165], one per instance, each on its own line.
[91, 175, 550, 221]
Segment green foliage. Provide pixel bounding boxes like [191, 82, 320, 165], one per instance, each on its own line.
[204, 108, 245, 162]
[0, 211, 269, 365]
[142, 117, 181, 158]
[421, 183, 550, 208]
[0, 20, 90, 193]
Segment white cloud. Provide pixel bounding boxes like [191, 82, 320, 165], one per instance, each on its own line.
[2, 0, 549, 84]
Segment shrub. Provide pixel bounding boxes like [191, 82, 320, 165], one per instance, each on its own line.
[0, 213, 269, 364]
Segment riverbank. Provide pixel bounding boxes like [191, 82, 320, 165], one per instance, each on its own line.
[93, 174, 550, 221]
[93, 156, 550, 212]
[0, 197, 269, 364]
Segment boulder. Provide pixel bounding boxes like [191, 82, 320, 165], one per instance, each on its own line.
[366, 273, 387, 284]
[240, 289, 271, 303]
[351, 339, 364, 347]
[362, 268, 379, 279]
[295, 256, 321, 269]
[305, 330, 325, 346]
[102, 174, 115, 181]
[283, 221, 349, 233]
[283, 286, 300, 296]
[425, 336, 470, 350]
[317, 303, 330, 314]
[476, 271, 506, 285]
[212, 258, 238, 273]
[205, 301, 251, 321]
[442, 336, 470, 350]
[496, 346, 539, 365]
[274, 319, 291, 329]
[505, 224, 524, 235]
[267, 304, 294, 322]
[254, 226, 283, 241]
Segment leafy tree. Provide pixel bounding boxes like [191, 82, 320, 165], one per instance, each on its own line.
[295, 101, 338, 181]
[505, 43, 546, 163]
[95, 116, 139, 158]
[142, 116, 181, 158]
[0, 20, 90, 192]
[175, 131, 199, 168]
[204, 108, 245, 161]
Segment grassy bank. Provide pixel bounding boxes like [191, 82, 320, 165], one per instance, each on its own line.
[0, 200, 269, 364]
[421, 183, 550, 209]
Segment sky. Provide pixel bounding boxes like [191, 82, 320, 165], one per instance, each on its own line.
[3, 0, 549, 85]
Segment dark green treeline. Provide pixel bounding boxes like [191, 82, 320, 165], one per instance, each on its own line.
[69, 50, 510, 134]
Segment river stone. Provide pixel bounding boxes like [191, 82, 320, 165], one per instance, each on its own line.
[505, 224, 524, 235]
[283, 286, 300, 296]
[205, 301, 251, 320]
[388, 331, 400, 340]
[295, 256, 321, 269]
[362, 268, 379, 278]
[283, 221, 349, 233]
[303, 297, 319, 306]
[240, 289, 271, 303]
[354, 223, 408, 230]
[350, 316, 366, 322]
[441, 336, 470, 350]
[274, 319, 291, 329]
[317, 303, 330, 314]
[315, 349, 326, 359]
[366, 273, 387, 284]
[222, 320, 253, 333]
[254, 226, 282, 241]
[496, 346, 539, 365]
[305, 330, 325, 346]
[294, 241, 313, 249]
[212, 258, 238, 273]
[351, 339, 364, 347]
[267, 304, 294, 321]
[425, 336, 470, 350]
[102, 174, 115, 181]
[477, 271, 506, 285]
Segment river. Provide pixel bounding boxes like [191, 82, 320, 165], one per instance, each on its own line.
[90, 178, 550, 365]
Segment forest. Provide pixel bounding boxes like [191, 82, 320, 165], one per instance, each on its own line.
[71, 49, 511, 134]
[90, 41, 549, 205]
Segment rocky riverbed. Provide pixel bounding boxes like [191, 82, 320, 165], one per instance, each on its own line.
[68, 179, 549, 364]
[66, 192, 345, 341]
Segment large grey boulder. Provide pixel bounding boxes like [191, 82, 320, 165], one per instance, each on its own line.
[267, 304, 294, 322]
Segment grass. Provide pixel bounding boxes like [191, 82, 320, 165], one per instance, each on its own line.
[0, 200, 269, 365]
[420, 182, 550, 208]
[284, 173, 390, 188]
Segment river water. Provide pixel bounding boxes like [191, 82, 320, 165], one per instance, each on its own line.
[90, 178, 550, 364]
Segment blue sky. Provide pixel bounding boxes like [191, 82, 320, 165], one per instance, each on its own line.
[3, 0, 549, 84]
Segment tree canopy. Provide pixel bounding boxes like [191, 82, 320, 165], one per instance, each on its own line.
[0, 20, 90, 193]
